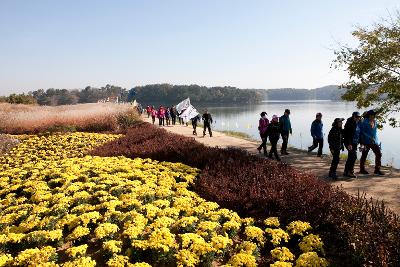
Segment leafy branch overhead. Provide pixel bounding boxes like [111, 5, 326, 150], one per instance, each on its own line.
[333, 11, 400, 127]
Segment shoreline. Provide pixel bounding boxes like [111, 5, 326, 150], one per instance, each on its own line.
[142, 115, 400, 214]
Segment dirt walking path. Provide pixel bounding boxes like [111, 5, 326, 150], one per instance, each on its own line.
[143, 116, 400, 213]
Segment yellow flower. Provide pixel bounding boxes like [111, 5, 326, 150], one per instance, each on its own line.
[286, 221, 312, 237]
[175, 249, 200, 267]
[295, 252, 328, 267]
[228, 252, 257, 267]
[265, 228, 290, 246]
[66, 244, 88, 258]
[0, 254, 13, 267]
[103, 240, 122, 254]
[270, 261, 293, 267]
[211, 234, 233, 252]
[298, 234, 324, 253]
[14, 246, 56, 266]
[244, 226, 265, 245]
[264, 217, 280, 228]
[62, 256, 96, 267]
[270, 247, 295, 262]
[107, 255, 129, 267]
[67, 226, 90, 241]
[94, 223, 119, 239]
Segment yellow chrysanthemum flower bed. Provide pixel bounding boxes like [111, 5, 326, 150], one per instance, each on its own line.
[0, 133, 329, 266]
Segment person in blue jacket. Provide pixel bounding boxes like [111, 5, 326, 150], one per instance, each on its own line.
[308, 112, 324, 157]
[280, 109, 292, 155]
[359, 110, 384, 175]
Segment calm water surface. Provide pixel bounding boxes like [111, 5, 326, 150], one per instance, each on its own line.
[204, 101, 400, 168]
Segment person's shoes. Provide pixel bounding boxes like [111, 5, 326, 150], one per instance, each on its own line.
[268, 154, 273, 159]
[374, 170, 385, 176]
[283, 152, 289, 155]
[359, 169, 369, 175]
[343, 172, 357, 178]
[307, 147, 312, 153]
[257, 147, 262, 154]
[277, 158, 282, 162]
[328, 173, 338, 180]
[317, 154, 322, 157]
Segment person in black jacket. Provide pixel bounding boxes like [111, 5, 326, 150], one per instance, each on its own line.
[191, 114, 201, 135]
[170, 106, 177, 125]
[328, 118, 345, 179]
[202, 109, 213, 137]
[267, 115, 281, 161]
[343, 112, 362, 178]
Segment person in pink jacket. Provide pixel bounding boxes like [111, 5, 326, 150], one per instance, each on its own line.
[158, 106, 166, 126]
[257, 111, 269, 156]
[151, 106, 157, 125]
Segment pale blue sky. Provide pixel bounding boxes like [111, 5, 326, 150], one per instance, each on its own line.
[0, 0, 399, 95]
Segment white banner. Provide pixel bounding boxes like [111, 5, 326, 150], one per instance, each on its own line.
[176, 98, 191, 114]
[179, 104, 199, 123]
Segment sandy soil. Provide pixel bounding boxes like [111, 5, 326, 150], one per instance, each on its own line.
[0, 134, 19, 156]
[144, 116, 400, 214]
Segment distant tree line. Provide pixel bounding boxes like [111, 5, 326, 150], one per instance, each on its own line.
[264, 85, 343, 101]
[29, 85, 129, 105]
[132, 84, 264, 104]
[0, 93, 37, 105]
[1, 84, 344, 106]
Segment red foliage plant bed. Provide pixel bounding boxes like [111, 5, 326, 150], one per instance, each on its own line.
[90, 122, 400, 266]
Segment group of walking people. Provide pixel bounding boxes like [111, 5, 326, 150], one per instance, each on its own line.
[145, 105, 214, 137]
[257, 109, 292, 161]
[146, 105, 184, 126]
[258, 109, 384, 179]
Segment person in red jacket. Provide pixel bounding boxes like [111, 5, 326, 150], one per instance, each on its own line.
[150, 106, 157, 124]
[158, 106, 165, 126]
[146, 106, 152, 118]
[257, 112, 269, 156]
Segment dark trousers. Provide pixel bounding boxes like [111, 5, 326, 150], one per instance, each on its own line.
[329, 149, 340, 175]
[192, 123, 197, 135]
[171, 116, 176, 125]
[269, 137, 280, 160]
[344, 144, 357, 173]
[281, 131, 289, 152]
[179, 117, 184, 125]
[147, 112, 150, 118]
[258, 135, 267, 154]
[152, 116, 156, 124]
[308, 138, 323, 156]
[159, 118, 165, 126]
[203, 123, 212, 137]
[360, 144, 382, 171]
[166, 117, 170, 126]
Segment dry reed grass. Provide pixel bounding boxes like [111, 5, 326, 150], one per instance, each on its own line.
[0, 103, 139, 134]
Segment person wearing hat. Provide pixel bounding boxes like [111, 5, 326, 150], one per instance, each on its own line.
[343, 111, 362, 178]
[359, 110, 384, 175]
[328, 118, 345, 179]
[308, 112, 324, 157]
[257, 111, 269, 156]
[267, 115, 281, 161]
[280, 109, 292, 155]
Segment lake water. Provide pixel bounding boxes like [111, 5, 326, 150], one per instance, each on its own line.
[204, 101, 400, 168]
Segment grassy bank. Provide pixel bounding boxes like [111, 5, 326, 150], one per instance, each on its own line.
[0, 103, 139, 134]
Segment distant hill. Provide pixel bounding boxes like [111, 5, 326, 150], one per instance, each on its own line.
[263, 85, 344, 101]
